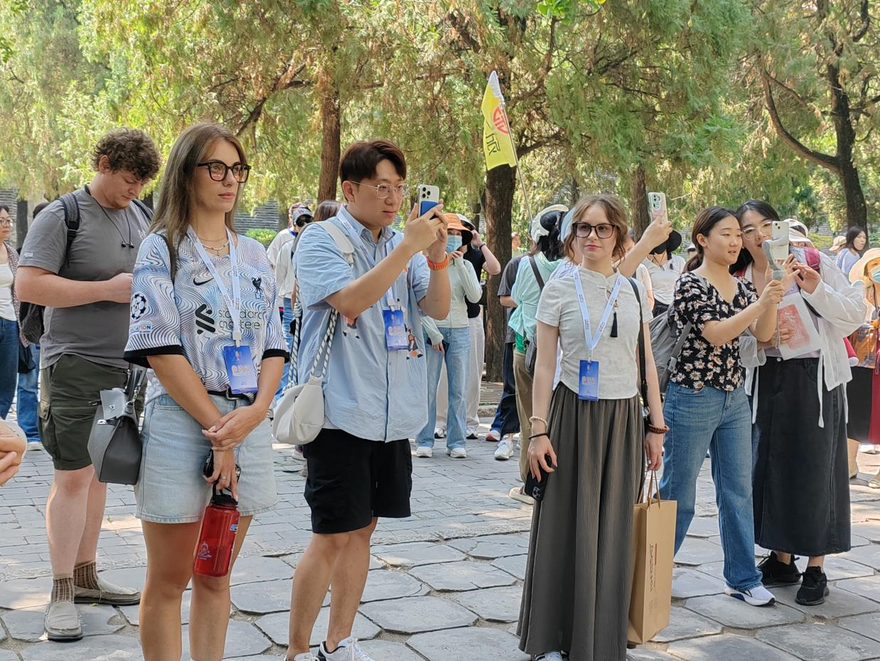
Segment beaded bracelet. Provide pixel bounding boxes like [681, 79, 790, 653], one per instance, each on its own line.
[528, 415, 549, 426]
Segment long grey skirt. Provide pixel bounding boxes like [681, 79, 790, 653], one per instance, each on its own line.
[518, 386, 643, 661]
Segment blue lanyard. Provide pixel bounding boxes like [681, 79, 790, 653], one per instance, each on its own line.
[573, 271, 622, 361]
[189, 228, 243, 345]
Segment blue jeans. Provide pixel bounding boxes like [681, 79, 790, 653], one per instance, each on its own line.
[16, 344, 40, 441]
[658, 382, 762, 592]
[0, 318, 17, 419]
[274, 298, 294, 404]
[417, 327, 470, 450]
[490, 341, 520, 436]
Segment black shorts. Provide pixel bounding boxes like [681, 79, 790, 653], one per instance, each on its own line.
[303, 428, 413, 534]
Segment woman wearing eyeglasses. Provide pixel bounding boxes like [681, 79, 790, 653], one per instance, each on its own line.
[124, 123, 287, 661]
[0, 205, 23, 419]
[519, 194, 664, 661]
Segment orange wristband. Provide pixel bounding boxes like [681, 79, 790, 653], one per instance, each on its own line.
[427, 254, 449, 271]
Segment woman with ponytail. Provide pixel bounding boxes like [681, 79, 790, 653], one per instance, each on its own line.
[658, 207, 784, 607]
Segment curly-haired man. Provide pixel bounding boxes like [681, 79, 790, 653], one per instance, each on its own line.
[16, 128, 161, 641]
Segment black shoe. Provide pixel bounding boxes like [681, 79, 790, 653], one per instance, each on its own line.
[758, 552, 801, 587]
[796, 566, 829, 606]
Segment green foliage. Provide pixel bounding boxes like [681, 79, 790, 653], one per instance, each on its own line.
[245, 228, 276, 247]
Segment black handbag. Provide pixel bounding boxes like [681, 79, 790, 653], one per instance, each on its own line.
[17, 341, 35, 373]
[88, 367, 147, 485]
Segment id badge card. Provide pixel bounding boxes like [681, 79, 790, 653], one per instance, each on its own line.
[223, 345, 259, 394]
[383, 309, 409, 351]
[578, 360, 599, 401]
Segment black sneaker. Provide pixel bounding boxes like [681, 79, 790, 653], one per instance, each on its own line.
[796, 566, 829, 606]
[758, 552, 801, 587]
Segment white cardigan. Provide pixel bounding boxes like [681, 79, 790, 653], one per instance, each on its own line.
[740, 248, 866, 427]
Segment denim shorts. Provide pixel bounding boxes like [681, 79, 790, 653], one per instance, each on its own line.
[135, 394, 278, 524]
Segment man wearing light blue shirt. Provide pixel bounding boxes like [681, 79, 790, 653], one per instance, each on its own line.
[286, 140, 450, 661]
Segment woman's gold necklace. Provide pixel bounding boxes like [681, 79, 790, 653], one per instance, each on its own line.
[197, 234, 229, 254]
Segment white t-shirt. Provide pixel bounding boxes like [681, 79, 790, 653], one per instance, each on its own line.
[635, 263, 653, 303]
[0, 262, 14, 321]
[267, 228, 297, 267]
[643, 255, 685, 305]
[536, 267, 652, 399]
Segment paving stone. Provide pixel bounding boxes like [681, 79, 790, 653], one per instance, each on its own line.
[668, 633, 801, 661]
[0, 651, 18, 661]
[0, 624, 5, 643]
[182, 620, 271, 658]
[407, 627, 530, 661]
[360, 569, 427, 602]
[842, 544, 880, 571]
[358, 640, 426, 661]
[674, 538, 725, 567]
[772, 584, 878, 619]
[0, 578, 50, 609]
[94, 567, 146, 593]
[20, 634, 144, 661]
[447, 533, 529, 559]
[255, 607, 380, 647]
[823, 556, 877, 580]
[1, 604, 121, 642]
[684, 516, 720, 539]
[373, 542, 466, 567]
[837, 576, 880, 604]
[228, 657, 282, 661]
[626, 650, 682, 661]
[672, 568, 726, 600]
[231, 578, 292, 614]
[851, 521, 880, 543]
[651, 605, 722, 643]
[120, 590, 197, 626]
[684, 594, 804, 629]
[452, 585, 522, 622]
[410, 560, 517, 591]
[491, 554, 527, 580]
[756, 623, 880, 661]
[359, 595, 477, 634]
[839, 613, 880, 644]
[230, 555, 292, 585]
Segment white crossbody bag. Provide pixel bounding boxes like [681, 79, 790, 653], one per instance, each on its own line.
[272, 221, 354, 445]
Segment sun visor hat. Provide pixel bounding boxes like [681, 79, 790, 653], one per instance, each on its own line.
[649, 230, 683, 255]
[444, 213, 473, 246]
[291, 205, 314, 228]
[530, 205, 569, 243]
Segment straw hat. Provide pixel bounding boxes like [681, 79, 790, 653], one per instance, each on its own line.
[849, 247, 880, 284]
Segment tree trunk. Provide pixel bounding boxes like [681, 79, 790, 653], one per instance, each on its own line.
[630, 164, 650, 238]
[317, 70, 341, 204]
[827, 60, 869, 229]
[484, 165, 516, 382]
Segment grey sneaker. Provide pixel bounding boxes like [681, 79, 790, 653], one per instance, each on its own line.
[414, 446, 433, 458]
[45, 601, 83, 641]
[318, 637, 376, 660]
[447, 447, 467, 459]
[292, 654, 320, 661]
[494, 437, 515, 461]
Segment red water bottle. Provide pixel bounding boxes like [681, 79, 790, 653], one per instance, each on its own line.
[193, 486, 240, 578]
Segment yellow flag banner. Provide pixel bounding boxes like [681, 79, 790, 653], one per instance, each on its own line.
[481, 71, 518, 171]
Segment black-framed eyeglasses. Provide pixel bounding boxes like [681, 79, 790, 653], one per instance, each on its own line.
[0, 219, 11, 227]
[352, 182, 409, 200]
[573, 222, 614, 239]
[197, 161, 251, 183]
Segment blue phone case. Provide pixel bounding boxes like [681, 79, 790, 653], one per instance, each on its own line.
[419, 200, 439, 216]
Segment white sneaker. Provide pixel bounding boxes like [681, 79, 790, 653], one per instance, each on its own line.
[318, 637, 376, 660]
[485, 429, 501, 443]
[466, 426, 479, 440]
[725, 585, 776, 607]
[509, 486, 535, 505]
[293, 653, 319, 661]
[494, 438, 514, 461]
[447, 447, 467, 459]
[535, 652, 564, 661]
[414, 446, 433, 458]
[433, 427, 446, 439]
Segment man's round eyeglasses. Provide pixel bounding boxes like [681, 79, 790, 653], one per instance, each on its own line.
[352, 182, 409, 200]
[197, 161, 251, 183]
[573, 222, 614, 239]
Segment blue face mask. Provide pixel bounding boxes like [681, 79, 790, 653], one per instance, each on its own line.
[871, 267, 880, 284]
[446, 235, 462, 253]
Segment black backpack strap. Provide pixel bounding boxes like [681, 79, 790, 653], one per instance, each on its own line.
[528, 255, 546, 290]
[60, 192, 80, 267]
[131, 198, 154, 221]
[628, 277, 648, 403]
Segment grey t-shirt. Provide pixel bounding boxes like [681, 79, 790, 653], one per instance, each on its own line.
[498, 255, 523, 344]
[19, 187, 151, 369]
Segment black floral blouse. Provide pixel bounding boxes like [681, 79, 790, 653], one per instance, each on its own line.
[669, 272, 758, 392]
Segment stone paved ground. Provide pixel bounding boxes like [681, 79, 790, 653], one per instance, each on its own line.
[1, 399, 880, 661]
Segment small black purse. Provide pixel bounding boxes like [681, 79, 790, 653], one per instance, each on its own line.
[88, 367, 147, 485]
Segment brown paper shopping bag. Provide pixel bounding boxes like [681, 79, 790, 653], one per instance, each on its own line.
[627, 471, 677, 644]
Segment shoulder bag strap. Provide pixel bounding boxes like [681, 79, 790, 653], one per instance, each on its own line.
[628, 277, 648, 403]
[528, 255, 546, 290]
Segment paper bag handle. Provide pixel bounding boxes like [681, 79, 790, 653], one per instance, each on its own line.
[641, 470, 662, 507]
